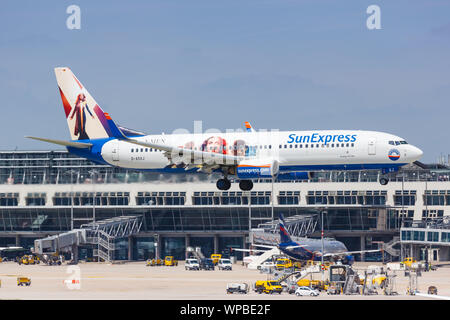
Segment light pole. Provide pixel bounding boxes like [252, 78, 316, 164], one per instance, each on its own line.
[321, 209, 325, 281]
[89, 169, 99, 224]
[64, 169, 78, 231]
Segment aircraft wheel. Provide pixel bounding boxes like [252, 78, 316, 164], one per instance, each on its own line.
[379, 177, 389, 185]
[216, 179, 231, 191]
[239, 180, 253, 191]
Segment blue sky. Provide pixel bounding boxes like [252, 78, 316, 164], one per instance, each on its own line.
[0, 0, 449, 162]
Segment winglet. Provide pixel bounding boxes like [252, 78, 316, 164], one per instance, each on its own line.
[244, 121, 255, 132]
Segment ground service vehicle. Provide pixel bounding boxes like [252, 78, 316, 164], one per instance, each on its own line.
[17, 255, 34, 265]
[254, 280, 283, 294]
[146, 258, 164, 266]
[226, 283, 249, 294]
[428, 286, 437, 295]
[275, 258, 293, 270]
[185, 258, 200, 270]
[372, 275, 387, 288]
[200, 258, 215, 270]
[258, 261, 276, 269]
[164, 256, 178, 266]
[17, 277, 31, 286]
[297, 279, 328, 291]
[218, 258, 232, 270]
[295, 286, 319, 296]
[210, 254, 222, 265]
[402, 257, 417, 268]
[327, 285, 341, 295]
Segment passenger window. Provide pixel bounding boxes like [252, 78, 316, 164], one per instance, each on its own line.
[341, 143, 344, 147]
[346, 143, 349, 147]
[289, 145, 292, 148]
[311, 144, 314, 148]
[305, 144, 308, 148]
[300, 144, 303, 148]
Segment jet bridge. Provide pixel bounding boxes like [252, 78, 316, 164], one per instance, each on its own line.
[257, 214, 318, 238]
[34, 215, 143, 263]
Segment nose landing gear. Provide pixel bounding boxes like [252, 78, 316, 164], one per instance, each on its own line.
[379, 177, 389, 185]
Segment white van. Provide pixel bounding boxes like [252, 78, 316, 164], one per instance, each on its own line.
[185, 258, 200, 270]
[218, 258, 232, 270]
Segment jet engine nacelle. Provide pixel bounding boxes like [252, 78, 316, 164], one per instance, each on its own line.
[276, 172, 315, 180]
[236, 159, 279, 179]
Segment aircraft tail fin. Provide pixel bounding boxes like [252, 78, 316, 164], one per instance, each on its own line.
[54, 67, 126, 141]
[279, 214, 293, 244]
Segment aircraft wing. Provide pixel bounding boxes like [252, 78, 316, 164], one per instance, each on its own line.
[252, 244, 278, 249]
[230, 248, 268, 253]
[323, 249, 382, 257]
[124, 138, 244, 171]
[284, 245, 309, 250]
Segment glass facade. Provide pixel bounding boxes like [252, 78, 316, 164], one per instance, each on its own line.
[161, 237, 185, 260]
[134, 237, 156, 260]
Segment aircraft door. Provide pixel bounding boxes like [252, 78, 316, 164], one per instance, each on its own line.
[112, 140, 119, 161]
[368, 138, 376, 155]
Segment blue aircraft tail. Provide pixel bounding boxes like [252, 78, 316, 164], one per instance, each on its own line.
[279, 214, 293, 244]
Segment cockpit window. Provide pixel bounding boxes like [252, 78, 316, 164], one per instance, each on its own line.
[389, 140, 408, 145]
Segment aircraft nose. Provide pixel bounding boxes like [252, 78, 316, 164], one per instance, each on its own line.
[410, 146, 423, 161]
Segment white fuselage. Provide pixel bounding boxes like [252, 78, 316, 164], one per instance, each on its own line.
[100, 130, 423, 173]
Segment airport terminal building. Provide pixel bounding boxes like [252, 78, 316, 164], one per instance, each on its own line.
[0, 150, 449, 262]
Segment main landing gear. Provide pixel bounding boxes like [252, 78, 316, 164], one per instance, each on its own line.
[216, 179, 254, 191]
[239, 180, 253, 191]
[216, 178, 231, 191]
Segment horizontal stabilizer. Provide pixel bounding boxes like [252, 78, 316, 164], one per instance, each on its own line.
[25, 136, 93, 148]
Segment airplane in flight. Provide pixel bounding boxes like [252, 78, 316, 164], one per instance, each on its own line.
[27, 67, 423, 191]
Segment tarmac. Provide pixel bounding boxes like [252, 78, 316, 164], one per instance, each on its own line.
[0, 261, 449, 300]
